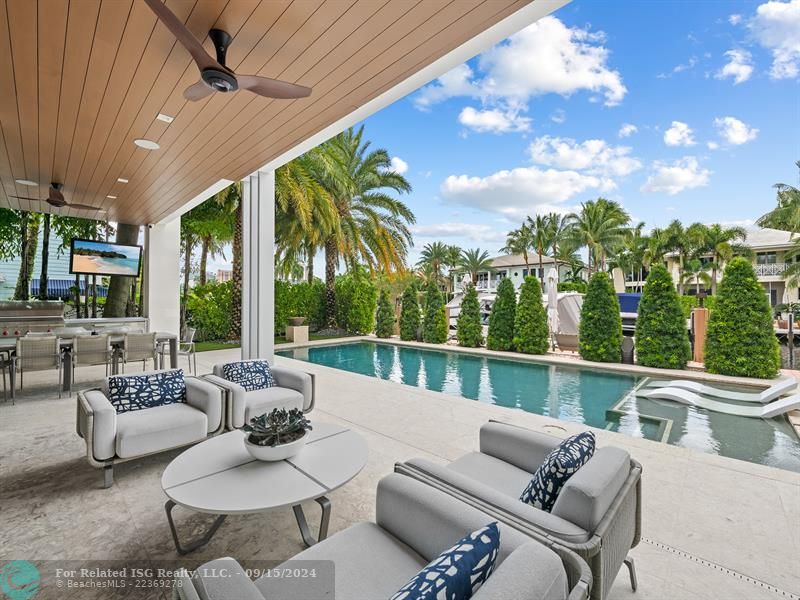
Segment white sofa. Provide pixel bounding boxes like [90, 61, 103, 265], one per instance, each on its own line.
[76, 369, 224, 488]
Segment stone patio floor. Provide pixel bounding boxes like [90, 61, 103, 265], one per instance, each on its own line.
[0, 345, 798, 599]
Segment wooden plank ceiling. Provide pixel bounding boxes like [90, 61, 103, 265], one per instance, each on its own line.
[0, 0, 530, 224]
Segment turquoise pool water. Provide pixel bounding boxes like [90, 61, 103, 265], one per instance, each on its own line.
[278, 342, 800, 472]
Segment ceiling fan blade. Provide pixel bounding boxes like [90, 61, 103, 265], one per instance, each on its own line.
[183, 79, 215, 101]
[66, 202, 106, 212]
[9, 195, 41, 201]
[143, 0, 221, 72]
[237, 75, 312, 100]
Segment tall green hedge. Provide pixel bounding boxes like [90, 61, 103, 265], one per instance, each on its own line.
[422, 282, 448, 343]
[334, 274, 378, 335]
[186, 281, 233, 341]
[705, 257, 780, 378]
[635, 264, 691, 369]
[514, 276, 549, 354]
[457, 284, 483, 347]
[275, 279, 326, 333]
[579, 272, 622, 362]
[375, 289, 395, 338]
[487, 278, 516, 351]
[399, 284, 421, 341]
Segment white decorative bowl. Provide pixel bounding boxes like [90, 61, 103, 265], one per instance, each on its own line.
[243, 431, 309, 461]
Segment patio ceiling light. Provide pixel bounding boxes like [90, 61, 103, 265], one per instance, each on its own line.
[134, 138, 160, 150]
[156, 113, 174, 123]
[117, 178, 129, 183]
[106, 195, 117, 199]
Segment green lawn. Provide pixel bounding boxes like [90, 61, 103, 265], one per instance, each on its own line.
[195, 341, 241, 353]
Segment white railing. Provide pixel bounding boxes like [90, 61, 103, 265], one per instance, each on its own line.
[755, 263, 786, 277]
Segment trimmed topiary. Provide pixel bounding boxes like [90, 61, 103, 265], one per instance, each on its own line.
[399, 284, 421, 341]
[457, 284, 484, 347]
[579, 272, 622, 362]
[487, 277, 516, 351]
[514, 276, 549, 354]
[375, 289, 395, 338]
[635, 264, 691, 369]
[705, 257, 780, 378]
[422, 282, 448, 344]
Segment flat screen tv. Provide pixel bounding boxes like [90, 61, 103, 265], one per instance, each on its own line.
[69, 239, 142, 277]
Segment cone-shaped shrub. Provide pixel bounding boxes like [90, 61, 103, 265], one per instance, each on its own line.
[579, 272, 622, 362]
[635, 264, 691, 369]
[487, 277, 516, 351]
[399, 284, 421, 341]
[422, 282, 448, 344]
[705, 257, 780, 378]
[514, 276, 549, 354]
[457, 284, 484, 347]
[375, 289, 395, 338]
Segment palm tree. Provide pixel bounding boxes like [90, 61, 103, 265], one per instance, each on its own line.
[501, 223, 533, 271]
[548, 212, 571, 270]
[416, 242, 449, 284]
[692, 223, 751, 294]
[757, 161, 800, 233]
[526, 214, 555, 287]
[681, 258, 712, 295]
[316, 126, 414, 327]
[459, 248, 493, 284]
[444, 244, 463, 294]
[621, 223, 648, 291]
[566, 198, 630, 273]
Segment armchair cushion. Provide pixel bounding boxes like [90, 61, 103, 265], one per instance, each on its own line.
[106, 369, 186, 414]
[115, 403, 207, 458]
[520, 431, 596, 512]
[390, 522, 499, 600]
[185, 377, 223, 433]
[243, 387, 303, 424]
[222, 360, 275, 392]
[270, 365, 313, 411]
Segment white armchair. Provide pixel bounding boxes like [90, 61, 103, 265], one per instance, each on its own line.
[76, 369, 225, 488]
[204, 360, 314, 430]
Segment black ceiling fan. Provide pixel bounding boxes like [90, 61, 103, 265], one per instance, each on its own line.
[11, 182, 105, 212]
[144, 0, 312, 102]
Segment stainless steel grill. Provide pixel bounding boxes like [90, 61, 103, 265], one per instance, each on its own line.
[0, 301, 66, 337]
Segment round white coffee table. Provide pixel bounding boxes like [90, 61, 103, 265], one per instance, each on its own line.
[161, 421, 367, 554]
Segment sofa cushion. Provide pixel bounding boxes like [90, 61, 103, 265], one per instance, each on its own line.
[222, 360, 275, 392]
[115, 403, 207, 458]
[449, 452, 533, 499]
[243, 387, 304, 422]
[255, 522, 426, 600]
[390, 522, 499, 600]
[106, 369, 186, 414]
[520, 431, 596, 512]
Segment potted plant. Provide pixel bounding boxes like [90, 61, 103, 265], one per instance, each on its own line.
[242, 408, 312, 461]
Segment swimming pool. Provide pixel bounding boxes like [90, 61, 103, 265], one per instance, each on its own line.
[278, 342, 800, 472]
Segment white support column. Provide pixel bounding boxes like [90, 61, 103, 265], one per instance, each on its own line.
[241, 169, 275, 360]
[143, 219, 181, 334]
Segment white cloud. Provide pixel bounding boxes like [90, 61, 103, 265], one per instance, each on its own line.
[618, 123, 638, 138]
[411, 222, 507, 243]
[713, 116, 759, 144]
[640, 157, 711, 195]
[527, 135, 642, 177]
[550, 109, 566, 124]
[413, 16, 626, 110]
[729, 13, 743, 25]
[707, 141, 719, 150]
[440, 167, 613, 219]
[749, 0, 800, 79]
[389, 156, 408, 174]
[657, 56, 698, 79]
[663, 121, 696, 146]
[715, 49, 754, 84]
[458, 106, 531, 133]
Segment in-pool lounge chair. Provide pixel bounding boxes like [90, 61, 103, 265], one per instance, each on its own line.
[644, 376, 796, 404]
[396, 421, 641, 600]
[639, 387, 800, 418]
[174, 473, 592, 600]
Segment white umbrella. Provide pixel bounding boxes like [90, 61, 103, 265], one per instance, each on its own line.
[546, 268, 559, 346]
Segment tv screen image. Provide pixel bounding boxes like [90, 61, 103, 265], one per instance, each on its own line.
[70, 239, 142, 277]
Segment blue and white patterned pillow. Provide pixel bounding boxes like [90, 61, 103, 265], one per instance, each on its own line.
[222, 360, 276, 392]
[390, 522, 500, 600]
[107, 369, 187, 414]
[520, 431, 596, 512]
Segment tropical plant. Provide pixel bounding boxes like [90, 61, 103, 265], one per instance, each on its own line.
[690, 223, 750, 294]
[635, 265, 691, 369]
[557, 281, 588, 293]
[14, 212, 41, 301]
[0, 208, 21, 260]
[526, 214, 555, 287]
[579, 272, 622, 362]
[501, 224, 534, 270]
[459, 248, 493, 283]
[445, 245, 463, 274]
[705, 257, 780, 378]
[375, 289, 395, 338]
[334, 272, 378, 335]
[566, 198, 630, 272]
[610, 222, 648, 292]
[680, 258, 712, 295]
[243, 408, 312, 447]
[104, 223, 140, 317]
[757, 161, 800, 232]
[456, 284, 483, 347]
[275, 279, 326, 333]
[417, 242, 449, 285]
[186, 281, 234, 342]
[487, 277, 516, 351]
[422, 281, 448, 343]
[514, 276, 549, 354]
[399, 283, 421, 341]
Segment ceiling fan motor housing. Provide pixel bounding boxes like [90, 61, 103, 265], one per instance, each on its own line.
[202, 29, 237, 91]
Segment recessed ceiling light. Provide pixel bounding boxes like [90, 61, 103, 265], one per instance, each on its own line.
[134, 138, 160, 150]
[156, 113, 174, 123]
[15, 179, 37, 186]
[106, 195, 117, 199]
[117, 178, 129, 183]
